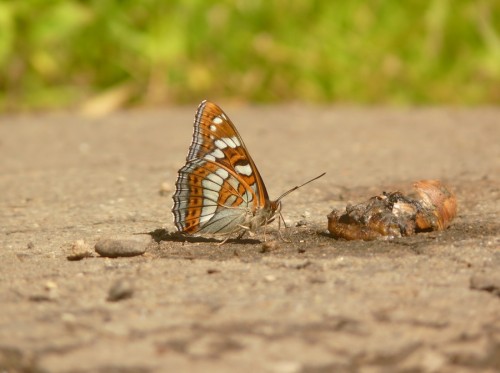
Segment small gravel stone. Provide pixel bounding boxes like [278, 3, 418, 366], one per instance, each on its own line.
[264, 275, 277, 282]
[67, 239, 94, 261]
[95, 235, 151, 258]
[295, 219, 308, 227]
[470, 272, 500, 297]
[29, 281, 59, 302]
[159, 181, 173, 196]
[260, 240, 279, 253]
[107, 279, 134, 302]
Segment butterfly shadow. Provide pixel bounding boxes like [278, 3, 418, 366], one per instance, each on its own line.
[148, 228, 262, 245]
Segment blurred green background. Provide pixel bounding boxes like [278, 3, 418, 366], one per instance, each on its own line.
[0, 0, 499, 112]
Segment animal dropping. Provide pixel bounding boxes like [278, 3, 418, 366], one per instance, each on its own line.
[327, 180, 457, 240]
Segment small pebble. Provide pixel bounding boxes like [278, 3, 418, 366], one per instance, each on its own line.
[295, 220, 308, 227]
[295, 260, 312, 270]
[264, 275, 277, 282]
[29, 281, 59, 302]
[271, 361, 302, 373]
[27, 241, 35, 250]
[470, 272, 500, 296]
[95, 234, 151, 258]
[308, 276, 327, 284]
[107, 278, 134, 302]
[61, 313, 76, 323]
[260, 240, 279, 253]
[28, 294, 54, 302]
[44, 281, 58, 290]
[159, 182, 173, 196]
[67, 239, 94, 261]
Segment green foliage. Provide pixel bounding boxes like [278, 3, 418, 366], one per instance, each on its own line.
[0, 0, 499, 110]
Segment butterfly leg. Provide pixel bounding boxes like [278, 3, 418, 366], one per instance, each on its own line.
[218, 234, 232, 245]
[277, 212, 291, 242]
[262, 223, 269, 242]
[236, 229, 247, 240]
[217, 225, 249, 245]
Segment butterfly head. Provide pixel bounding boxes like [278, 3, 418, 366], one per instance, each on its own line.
[260, 173, 325, 226]
[248, 199, 281, 230]
[270, 200, 282, 215]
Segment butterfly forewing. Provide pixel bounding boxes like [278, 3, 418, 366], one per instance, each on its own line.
[172, 100, 274, 235]
[187, 101, 269, 201]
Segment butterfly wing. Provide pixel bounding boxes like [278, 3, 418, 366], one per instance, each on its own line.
[172, 100, 271, 234]
[186, 100, 270, 202]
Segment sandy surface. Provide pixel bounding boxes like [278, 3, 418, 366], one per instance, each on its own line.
[1, 104, 499, 372]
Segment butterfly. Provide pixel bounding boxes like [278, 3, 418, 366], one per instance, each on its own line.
[172, 100, 324, 240]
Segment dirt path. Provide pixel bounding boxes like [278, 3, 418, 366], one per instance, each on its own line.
[1, 105, 499, 372]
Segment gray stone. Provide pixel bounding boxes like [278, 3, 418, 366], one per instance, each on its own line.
[95, 235, 151, 258]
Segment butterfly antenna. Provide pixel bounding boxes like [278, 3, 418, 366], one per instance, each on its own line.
[276, 172, 326, 202]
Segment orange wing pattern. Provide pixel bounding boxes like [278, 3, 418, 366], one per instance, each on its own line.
[172, 100, 276, 235]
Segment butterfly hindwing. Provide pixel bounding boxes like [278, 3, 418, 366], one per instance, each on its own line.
[173, 159, 256, 234]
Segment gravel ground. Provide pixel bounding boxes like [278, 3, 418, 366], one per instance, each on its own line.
[1, 104, 499, 372]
